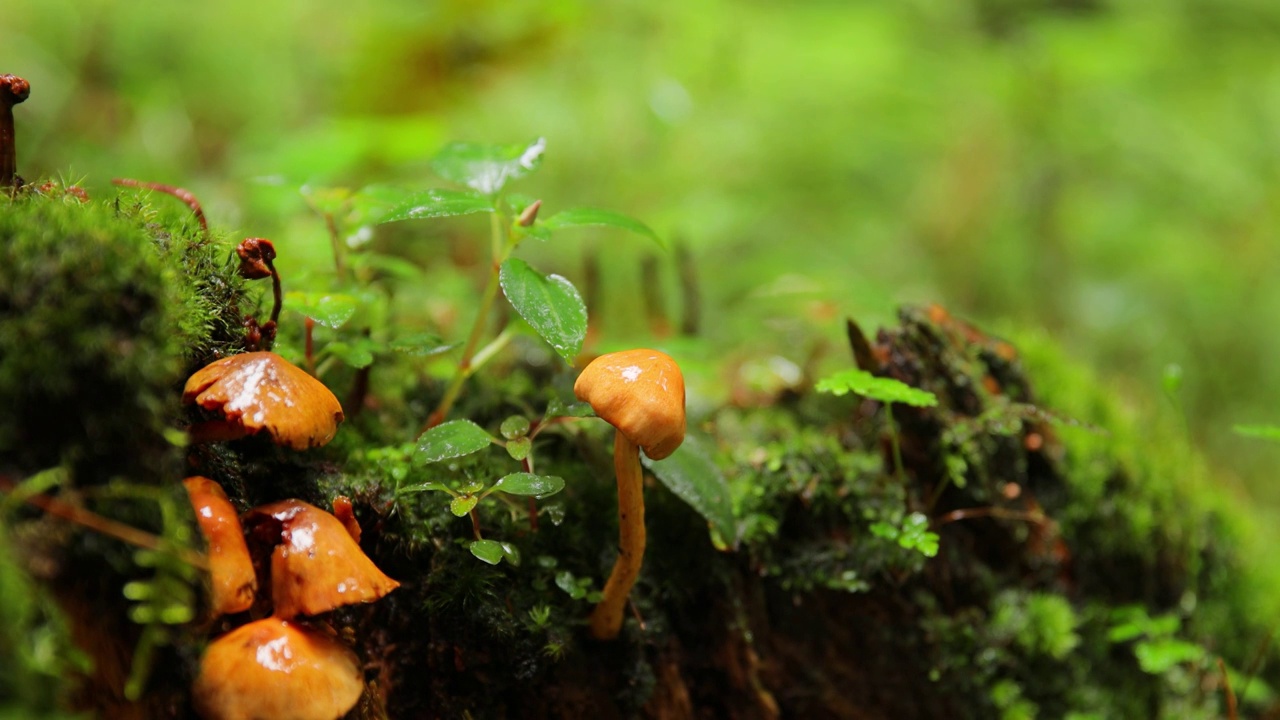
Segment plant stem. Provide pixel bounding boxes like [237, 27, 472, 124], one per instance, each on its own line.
[425, 209, 509, 429]
[589, 431, 645, 640]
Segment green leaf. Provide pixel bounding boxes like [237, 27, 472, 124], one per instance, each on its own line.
[390, 332, 456, 357]
[324, 339, 377, 369]
[416, 420, 494, 463]
[499, 258, 587, 364]
[493, 473, 564, 498]
[396, 482, 447, 495]
[1234, 424, 1280, 443]
[469, 539, 506, 565]
[898, 512, 939, 557]
[642, 435, 736, 548]
[545, 397, 595, 419]
[449, 495, 478, 517]
[1134, 638, 1206, 674]
[349, 252, 426, 281]
[816, 368, 938, 408]
[505, 437, 532, 461]
[541, 207, 664, 249]
[376, 188, 494, 224]
[500, 415, 531, 440]
[431, 139, 546, 196]
[286, 292, 359, 329]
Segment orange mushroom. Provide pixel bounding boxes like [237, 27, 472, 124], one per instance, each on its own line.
[183, 477, 256, 617]
[247, 499, 398, 619]
[192, 617, 362, 720]
[183, 352, 344, 450]
[574, 348, 686, 639]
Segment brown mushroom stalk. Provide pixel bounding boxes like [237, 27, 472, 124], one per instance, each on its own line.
[1, 74, 31, 189]
[236, 238, 283, 350]
[574, 349, 686, 640]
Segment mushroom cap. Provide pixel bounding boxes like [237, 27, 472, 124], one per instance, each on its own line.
[0, 75, 30, 104]
[183, 352, 344, 450]
[192, 617, 362, 720]
[183, 477, 257, 616]
[248, 499, 399, 620]
[573, 349, 686, 460]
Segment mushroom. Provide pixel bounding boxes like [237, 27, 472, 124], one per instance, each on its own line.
[183, 477, 257, 617]
[573, 348, 686, 639]
[183, 352, 344, 450]
[192, 617, 362, 720]
[247, 499, 398, 620]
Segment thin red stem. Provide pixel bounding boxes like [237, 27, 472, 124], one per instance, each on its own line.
[112, 178, 208, 233]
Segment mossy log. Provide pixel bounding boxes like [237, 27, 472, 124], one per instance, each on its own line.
[1, 189, 1275, 719]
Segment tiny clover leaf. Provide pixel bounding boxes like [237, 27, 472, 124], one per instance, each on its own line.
[469, 539, 506, 565]
[449, 495, 479, 517]
[499, 258, 587, 364]
[375, 188, 494, 224]
[416, 419, 495, 463]
[816, 368, 938, 408]
[390, 332, 456, 357]
[492, 472, 565, 499]
[898, 512, 939, 557]
[540, 208, 664, 249]
[641, 435, 737, 549]
[431, 138, 546, 197]
[285, 291, 358, 329]
[1234, 424, 1280, 443]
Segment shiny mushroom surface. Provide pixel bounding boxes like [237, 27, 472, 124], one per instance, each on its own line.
[183, 477, 257, 617]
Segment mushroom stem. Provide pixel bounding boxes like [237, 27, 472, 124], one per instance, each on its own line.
[1, 75, 31, 189]
[588, 430, 646, 640]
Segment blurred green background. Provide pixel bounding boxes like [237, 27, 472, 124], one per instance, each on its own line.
[4, 0, 1279, 500]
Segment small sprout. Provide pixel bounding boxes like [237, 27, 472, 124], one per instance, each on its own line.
[450, 495, 479, 517]
[500, 415, 531, 440]
[192, 617, 363, 720]
[517, 199, 542, 227]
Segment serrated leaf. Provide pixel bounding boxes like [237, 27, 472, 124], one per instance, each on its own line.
[450, 495, 479, 517]
[390, 332, 456, 357]
[541, 207, 664, 249]
[816, 368, 938, 408]
[642, 435, 736, 549]
[469, 539, 506, 565]
[499, 258, 587, 364]
[286, 292, 359, 329]
[431, 139, 546, 196]
[376, 188, 494, 224]
[493, 473, 564, 498]
[416, 419, 494, 463]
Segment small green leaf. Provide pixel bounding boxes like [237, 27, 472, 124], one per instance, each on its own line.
[349, 252, 426, 281]
[1134, 638, 1206, 674]
[1234, 424, 1280, 443]
[431, 139, 546, 196]
[377, 188, 494, 224]
[450, 495, 479, 517]
[555, 570, 585, 599]
[642, 435, 736, 548]
[898, 512, 940, 558]
[868, 521, 898, 540]
[505, 437, 532, 461]
[499, 258, 587, 364]
[416, 419, 495, 463]
[396, 482, 447, 495]
[325, 339, 377, 369]
[469, 539, 506, 565]
[545, 397, 595, 419]
[493, 473, 565, 498]
[500, 415, 531, 440]
[286, 292, 359, 329]
[390, 332, 456, 357]
[816, 368, 939, 408]
[541, 208, 664, 249]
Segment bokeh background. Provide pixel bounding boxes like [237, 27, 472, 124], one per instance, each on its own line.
[4, 0, 1279, 501]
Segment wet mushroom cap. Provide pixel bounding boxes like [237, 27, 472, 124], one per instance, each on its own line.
[574, 348, 687, 460]
[192, 617, 362, 720]
[183, 477, 257, 616]
[183, 352, 344, 450]
[247, 499, 399, 619]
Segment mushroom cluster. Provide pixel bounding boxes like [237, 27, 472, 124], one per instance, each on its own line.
[182, 482, 399, 720]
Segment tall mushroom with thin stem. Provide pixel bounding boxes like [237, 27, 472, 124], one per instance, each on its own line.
[183, 477, 257, 617]
[574, 348, 685, 639]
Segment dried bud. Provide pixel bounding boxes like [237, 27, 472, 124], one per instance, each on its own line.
[236, 237, 277, 280]
[517, 199, 542, 227]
